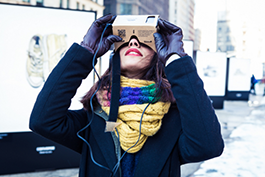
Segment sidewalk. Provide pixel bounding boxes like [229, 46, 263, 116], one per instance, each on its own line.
[182, 94, 265, 177]
[0, 169, 79, 177]
[1, 95, 264, 177]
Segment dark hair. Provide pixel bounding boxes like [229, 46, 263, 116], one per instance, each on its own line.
[81, 52, 175, 111]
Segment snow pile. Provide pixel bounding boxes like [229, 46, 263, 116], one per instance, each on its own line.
[193, 123, 265, 177]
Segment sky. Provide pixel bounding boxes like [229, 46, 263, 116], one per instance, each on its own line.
[194, 0, 265, 78]
[194, 0, 226, 52]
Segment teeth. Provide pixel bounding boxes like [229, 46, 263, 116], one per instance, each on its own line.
[129, 52, 138, 54]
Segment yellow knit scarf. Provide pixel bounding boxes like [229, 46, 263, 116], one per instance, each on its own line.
[97, 76, 171, 153]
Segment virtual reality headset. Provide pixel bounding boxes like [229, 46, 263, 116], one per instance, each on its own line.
[112, 15, 159, 52]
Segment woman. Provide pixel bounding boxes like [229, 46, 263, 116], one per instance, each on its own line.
[30, 14, 224, 177]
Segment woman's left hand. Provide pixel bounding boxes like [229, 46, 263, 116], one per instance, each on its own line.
[153, 19, 187, 65]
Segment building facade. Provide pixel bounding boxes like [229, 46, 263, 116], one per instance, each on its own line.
[216, 0, 265, 61]
[0, 0, 30, 4]
[0, 0, 104, 18]
[193, 28, 201, 51]
[169, 0, 195, 41]
[216, 11, 235, 57]
[103, 0, 169, 21]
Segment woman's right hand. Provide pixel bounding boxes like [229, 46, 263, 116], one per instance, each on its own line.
[153, 19, 187, 65]
[80, 14, 122, 58]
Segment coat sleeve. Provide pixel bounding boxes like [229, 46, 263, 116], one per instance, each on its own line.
[165, 55, 224, 164]
[29, 43, 95, 153]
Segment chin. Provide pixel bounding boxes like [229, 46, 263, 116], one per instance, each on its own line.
[121, 63, 138, 70]
[121, 66, 142, 72]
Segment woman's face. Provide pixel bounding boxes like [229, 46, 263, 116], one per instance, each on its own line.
[119, 37, 155, 79]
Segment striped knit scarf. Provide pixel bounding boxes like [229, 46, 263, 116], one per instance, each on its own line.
[96, 76, 171, 153]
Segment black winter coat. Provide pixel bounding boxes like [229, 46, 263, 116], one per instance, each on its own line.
[29, 43, 224, 177]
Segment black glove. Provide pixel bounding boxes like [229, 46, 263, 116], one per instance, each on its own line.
[80, 14, 122, 58]
[153, 19, 187, 65]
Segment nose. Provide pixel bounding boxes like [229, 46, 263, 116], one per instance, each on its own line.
[128, 38, 140, 47]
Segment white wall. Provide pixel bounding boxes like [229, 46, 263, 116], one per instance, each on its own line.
[196, 51, 227, 96]
[0, 4, 95, 133]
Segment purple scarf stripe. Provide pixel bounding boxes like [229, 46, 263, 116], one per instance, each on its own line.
[119, 84, 158, 105]
[120, 95, 152, 105]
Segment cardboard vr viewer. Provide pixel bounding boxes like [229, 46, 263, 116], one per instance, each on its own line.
[112, 15, 159, 52]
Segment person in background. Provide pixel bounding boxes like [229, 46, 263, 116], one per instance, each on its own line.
[29, 14, 224, 177]
[250, 74, 258, 95]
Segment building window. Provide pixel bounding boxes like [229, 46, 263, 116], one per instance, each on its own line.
[59, 0, 63, 8]
[67, 0, 70, 8]
[218, 27, 222, 31]
[36, 0, 43, 6]
[226, 36, 231, 42]
[104, 4, 111, 15]
[82, 4, 85, 10]
[139, 6, 143, 15]
[76, 2, 79, 9]
[226, 45, 234, 51]
[22, 0, 30, 2]
[120, 3, 132, 15]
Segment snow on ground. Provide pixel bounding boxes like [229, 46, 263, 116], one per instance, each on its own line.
[193, 120, 265, 177]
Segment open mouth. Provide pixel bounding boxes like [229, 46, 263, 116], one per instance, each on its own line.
[125, 48, 143, 56]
